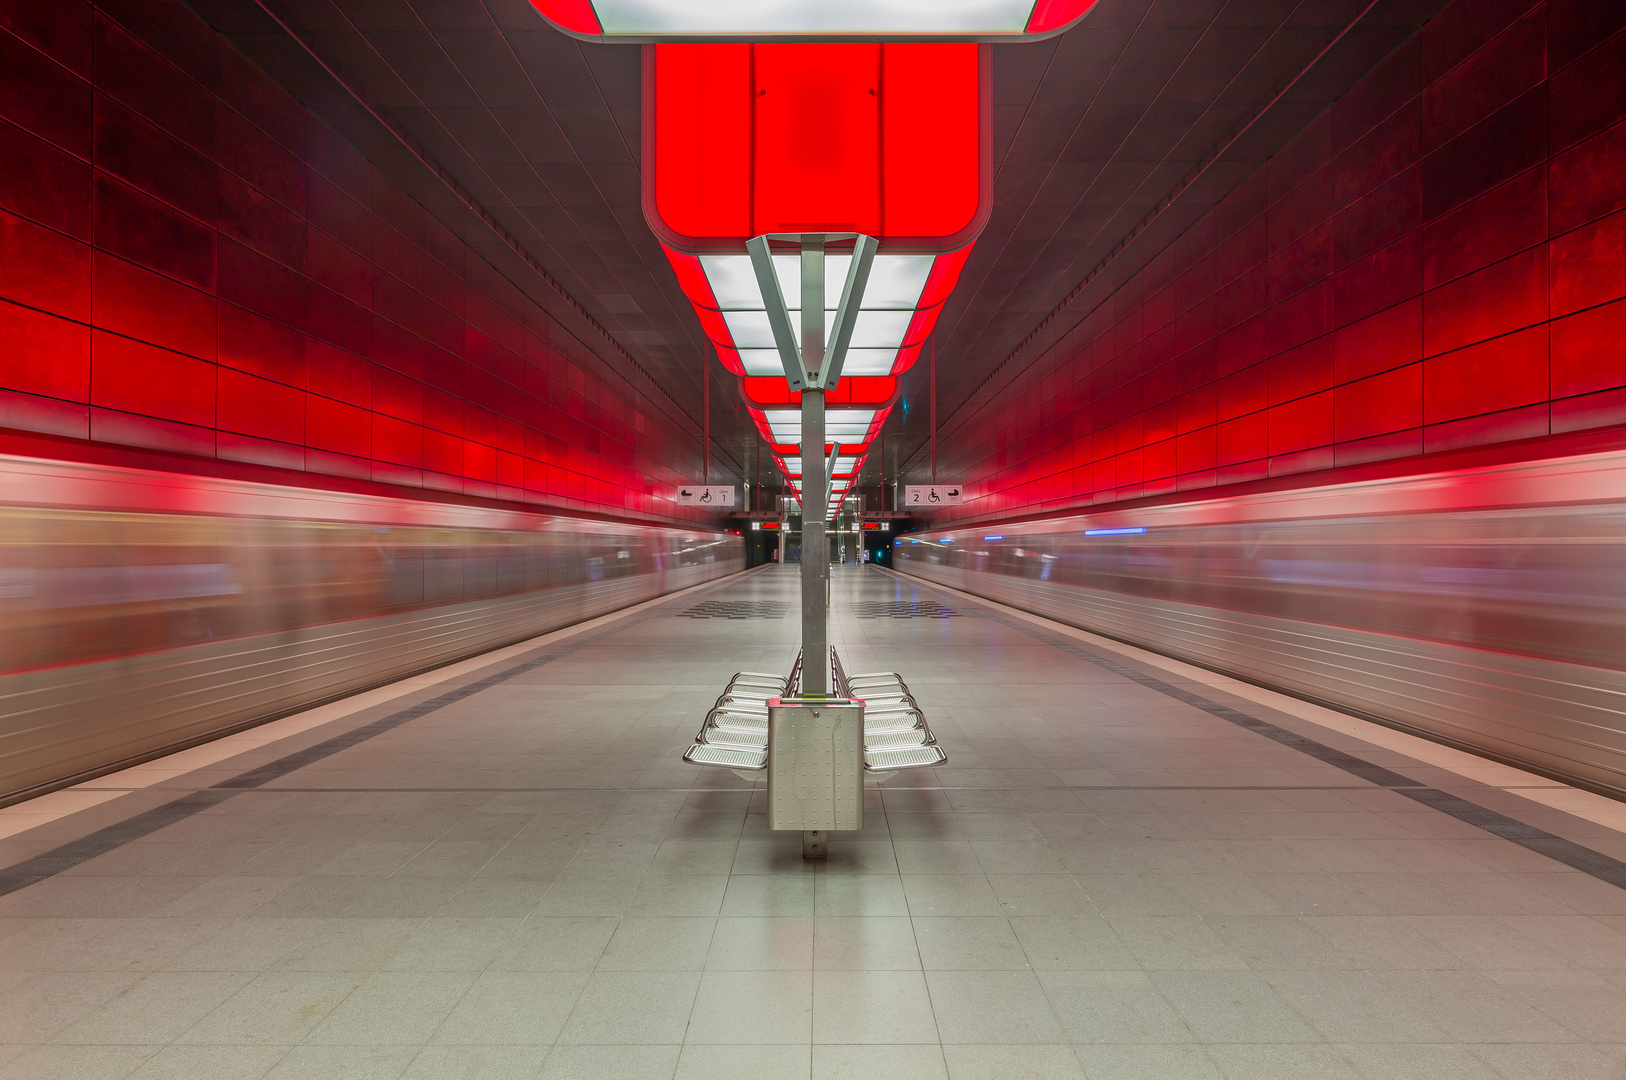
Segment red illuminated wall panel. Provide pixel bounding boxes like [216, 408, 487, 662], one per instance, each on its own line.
[929, 0, 1626, 525]
[0, 0, 718, 525]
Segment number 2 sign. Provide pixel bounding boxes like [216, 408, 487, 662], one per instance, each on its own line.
[904, 485, 963, 506]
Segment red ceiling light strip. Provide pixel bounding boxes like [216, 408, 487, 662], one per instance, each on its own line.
[888, 244, 975, 375]
[662, 244, 746, 373]
[1025, 0, 1091, 33]
[534, 0, 602, 35]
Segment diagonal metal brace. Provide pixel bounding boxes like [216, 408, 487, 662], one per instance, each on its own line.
[817, 234, 877, 390]
[746, 235, 806, 391]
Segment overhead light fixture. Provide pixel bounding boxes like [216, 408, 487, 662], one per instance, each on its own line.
[530, 0, 1098, 39]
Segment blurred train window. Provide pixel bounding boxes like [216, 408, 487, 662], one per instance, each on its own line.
[0, 504, 741, 676]
[910, 505, 1626, 670]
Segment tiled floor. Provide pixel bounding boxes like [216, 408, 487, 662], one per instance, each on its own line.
[2, 565, 1625, 1079]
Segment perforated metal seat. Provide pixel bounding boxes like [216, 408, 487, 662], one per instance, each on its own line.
[864, 713, 925, 734]
[684, 744, 767, 770]
[865, 744, 948, 770]
[699, 726, 767, 749]
[707, 717, 768, 737]
[865, 728, 933, 748]
[715, 692, 775, 709]
[715, 700, 769, 713]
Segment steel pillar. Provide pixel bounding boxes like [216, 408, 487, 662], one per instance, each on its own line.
[800, 237, 828, 696]
[746, 230, 873, 696]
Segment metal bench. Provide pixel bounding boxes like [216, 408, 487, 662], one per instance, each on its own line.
[683, 647, 947, 785]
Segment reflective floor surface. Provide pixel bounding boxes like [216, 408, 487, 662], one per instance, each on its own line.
[1, 566, 1624, 1079]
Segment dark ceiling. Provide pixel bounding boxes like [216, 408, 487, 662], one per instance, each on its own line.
[190, 0, 1448, 490]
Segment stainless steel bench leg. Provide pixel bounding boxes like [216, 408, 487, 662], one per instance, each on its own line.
[802, 830, 827, 859]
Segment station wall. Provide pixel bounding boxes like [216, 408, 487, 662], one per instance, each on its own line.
[0, 0, 717, 525]
[930, 0, 1626, 524]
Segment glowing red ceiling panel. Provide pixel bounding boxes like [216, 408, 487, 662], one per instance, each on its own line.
[753, 43, 881, 236]
[646, 43, 987, 253]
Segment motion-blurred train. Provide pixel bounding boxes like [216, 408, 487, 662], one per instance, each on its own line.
[897, 449, 1626, 799]
[0, 455, 741, 803]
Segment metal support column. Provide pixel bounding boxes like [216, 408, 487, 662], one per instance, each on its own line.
[748, 230, 873, 695]
[800, 236, 829, 696]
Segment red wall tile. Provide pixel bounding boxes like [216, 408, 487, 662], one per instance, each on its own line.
[1334, 299, 1422, 383]
[1425, 324, 1549, 425]
[218, 304, 305, 387]
[1423, 245, 1548, 356]
[1551, 297, 1626, 398]
[306, 395, 371, 459]
[217, 367, 302, 443]
[0, 299, 90, 400]
[0, 207, 90, 318]
[91, 251, 216, 359]
[91, 330, 214, 426]
[1550, 207, 1626, 317]
[1550, 121, 1626, 234]
[1337, 363, 1422, 442]
[1267, 391, 1334, 456]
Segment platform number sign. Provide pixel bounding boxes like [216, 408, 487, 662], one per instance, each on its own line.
[905, 485, 963, 507]
[674, 486, 736, 506]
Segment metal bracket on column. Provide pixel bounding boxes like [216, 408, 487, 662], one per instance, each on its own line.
[745, 233, 877, 393]
[746, 234, 806, 391]
[817, 233, 877, 391]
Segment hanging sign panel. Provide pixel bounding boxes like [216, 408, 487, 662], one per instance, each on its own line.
[904, 485, 963, 506]
[674, 486, 736, 506]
